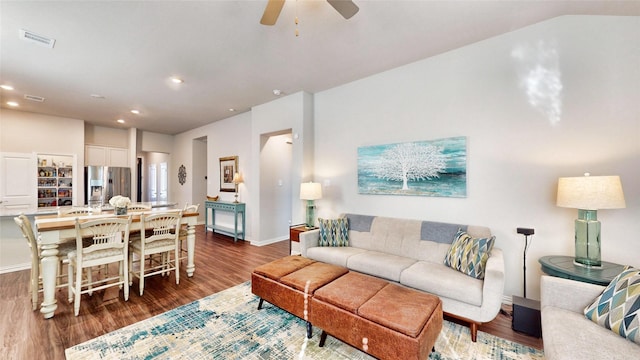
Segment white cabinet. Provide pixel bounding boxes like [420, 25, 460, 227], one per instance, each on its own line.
[85, 145, 129, 167]
[108, 147, 128, 167]
[0, 152, 37, 214]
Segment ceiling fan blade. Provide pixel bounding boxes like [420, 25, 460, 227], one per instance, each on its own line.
[260, 0, 286, 25]
[327, 0, 359, 19]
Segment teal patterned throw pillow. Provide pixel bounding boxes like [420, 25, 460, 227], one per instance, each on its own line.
[318, 217, 349, 247]
[584, 267, 640, 345]
[443, 229, 495, 279]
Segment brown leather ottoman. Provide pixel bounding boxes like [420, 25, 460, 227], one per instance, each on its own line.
[311, 271, 443, 360]
[251, 255, 348, 337]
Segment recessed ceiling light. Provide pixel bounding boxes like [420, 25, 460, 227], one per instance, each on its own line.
[229, 108, 236, 112]
[130, 109, 140, 115]
[171, 77, 184, 84]
[90, 94, 105, 99]
[273, 89, 282, 96]
[1, 85, 14, 91]
[7, 101, 19, 107]
[116, 119, 125, 124]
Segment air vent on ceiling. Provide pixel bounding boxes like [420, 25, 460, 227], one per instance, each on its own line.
[19, 29, 56, 49]
[24, 94, 45, 102]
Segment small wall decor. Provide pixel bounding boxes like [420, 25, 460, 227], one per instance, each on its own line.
[178, 164, 187, 185]
[357, 136, 467, 197]
[219, 156, 238, 192]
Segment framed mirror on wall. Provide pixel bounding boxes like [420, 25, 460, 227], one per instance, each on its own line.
[219, 156, 238, 192]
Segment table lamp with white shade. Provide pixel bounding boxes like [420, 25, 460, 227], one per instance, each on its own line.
[300, 182, 322, 228]
[556, 173, 626, 267]
[232, 172, 243, 203]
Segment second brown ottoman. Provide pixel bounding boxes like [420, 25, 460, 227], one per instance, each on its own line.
[311, 271, 443, 360]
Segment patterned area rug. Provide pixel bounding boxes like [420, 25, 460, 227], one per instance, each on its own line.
[66, 282, 544, 359]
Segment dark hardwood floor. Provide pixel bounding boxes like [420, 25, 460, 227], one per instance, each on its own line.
[0, 225, 542, 359]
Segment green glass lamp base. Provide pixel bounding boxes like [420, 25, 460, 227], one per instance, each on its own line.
[574, 209, 601, 267]
[305, 200, 315, 228]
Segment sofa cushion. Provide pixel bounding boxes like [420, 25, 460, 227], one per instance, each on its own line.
[584, 267, 640, 345]
[306, 246, 368, 267]
[443, 229, 495, 279]
[318, 217, 349, 247]
[347, 250, 417, 282]
[400, 260, 483, 307]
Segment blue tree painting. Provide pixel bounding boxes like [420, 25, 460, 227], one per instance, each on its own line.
[358, 136, 467, 197]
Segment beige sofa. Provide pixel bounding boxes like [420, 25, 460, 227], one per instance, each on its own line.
[540, 275, 640, 359]
[299, 213, 504, 341]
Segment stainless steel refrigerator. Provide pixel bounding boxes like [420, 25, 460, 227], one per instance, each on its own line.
[85, 166, 131, 206]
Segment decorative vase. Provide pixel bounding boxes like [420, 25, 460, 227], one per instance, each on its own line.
[115, 207, 127, 215]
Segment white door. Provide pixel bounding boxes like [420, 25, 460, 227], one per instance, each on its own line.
[0, 152, 37, 214]
[148, 164, 157, 201]
[159, 162, 168, 202]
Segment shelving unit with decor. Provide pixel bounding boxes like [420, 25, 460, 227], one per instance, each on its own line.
[37, 155, 75, 208]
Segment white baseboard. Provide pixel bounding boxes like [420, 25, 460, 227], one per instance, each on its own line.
[503, 294, 513, 305]
[250, 235, 288, 247]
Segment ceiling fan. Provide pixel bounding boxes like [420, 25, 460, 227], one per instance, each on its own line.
[260, 0, 359, 25]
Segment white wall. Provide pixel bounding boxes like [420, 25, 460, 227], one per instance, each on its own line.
[84, 124, 129, 148]
[141, 131, 174, 153]
[172, 112, 252, 235]
[1, 109, 85, 158]
[313, 15, 640, 300]
[251, 92, 314, 245]
[0, 110, 85, 198]
[0, 109, 86, 271]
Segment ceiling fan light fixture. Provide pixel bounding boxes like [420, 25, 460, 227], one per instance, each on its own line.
[327, 0, 359, 19]
[260, 0, 359, 26]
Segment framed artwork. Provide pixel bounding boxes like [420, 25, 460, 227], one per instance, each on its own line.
[357, 136, 467, 198]
[219, 156, 238, 192]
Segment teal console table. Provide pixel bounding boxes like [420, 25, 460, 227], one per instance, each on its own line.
[539, 255, 625, 286]
[205, 200, 245, 242]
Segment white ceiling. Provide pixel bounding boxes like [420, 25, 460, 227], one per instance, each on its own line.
[1, 1, 638, 135]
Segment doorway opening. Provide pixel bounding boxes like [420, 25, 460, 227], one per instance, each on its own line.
[259, 130, 293, 242]
[192, 137, 207, 221]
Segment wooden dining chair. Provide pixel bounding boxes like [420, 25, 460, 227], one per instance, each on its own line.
[129, 211, 182, 296]
[67, 216, 132, 316]
[126, 204, 152, 212]
[58, 207, 92, 216]
[14, 214, 75, 311]
[178, 204, 199, 264]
